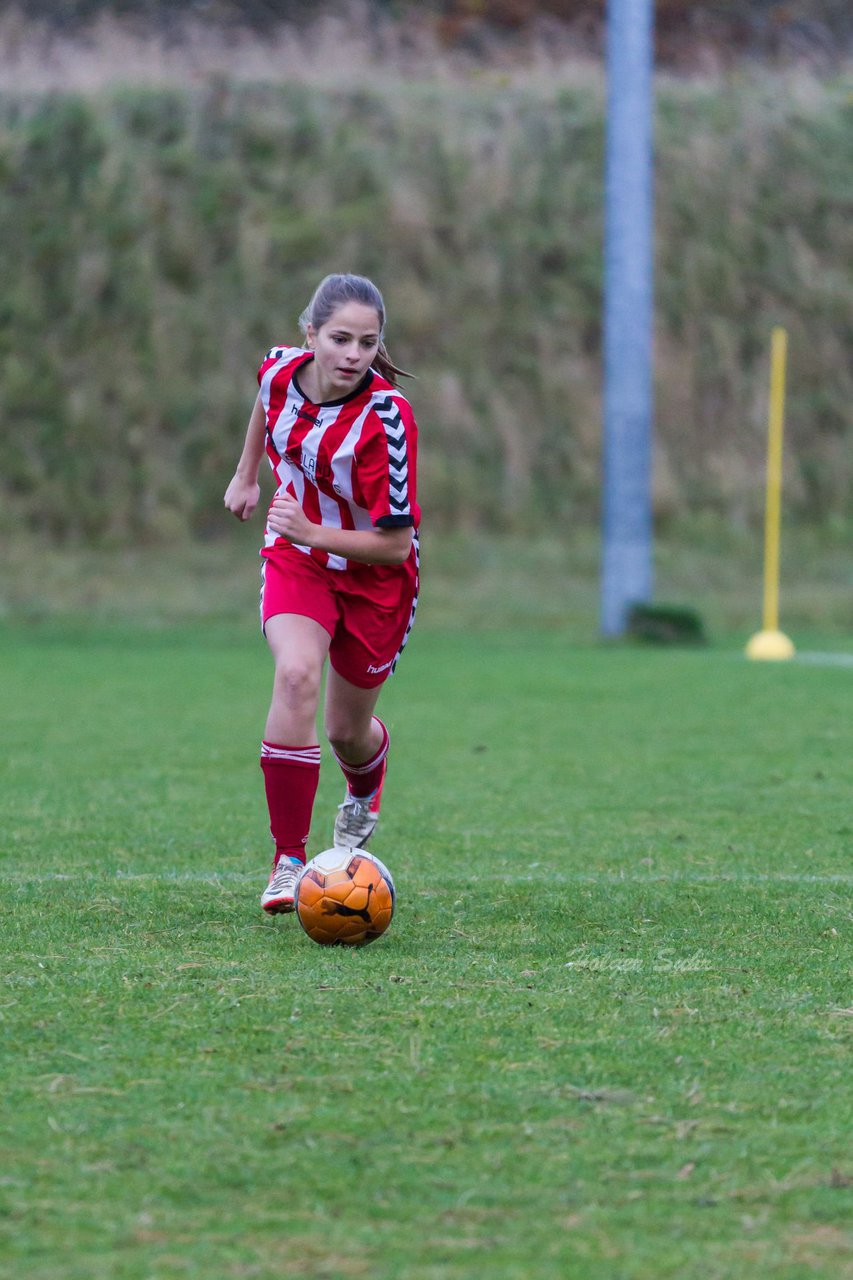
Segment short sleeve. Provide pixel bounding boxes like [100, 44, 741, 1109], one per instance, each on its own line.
[355, 395, 420, 529]
[257, 345, 305, 386]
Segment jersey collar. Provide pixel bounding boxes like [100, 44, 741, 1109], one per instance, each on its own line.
[292, 355, 374, 408]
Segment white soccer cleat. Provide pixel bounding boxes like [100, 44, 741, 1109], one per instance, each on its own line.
[261, 857, 301, 915]
[333, 765, 385, 849]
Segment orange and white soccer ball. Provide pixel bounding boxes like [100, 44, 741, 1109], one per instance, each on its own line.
[295, 847, 396, 947]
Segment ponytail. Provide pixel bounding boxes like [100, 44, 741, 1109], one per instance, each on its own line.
[373, 340, 414, 389]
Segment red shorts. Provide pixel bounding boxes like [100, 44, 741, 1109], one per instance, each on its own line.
[260, 546, 419, 689]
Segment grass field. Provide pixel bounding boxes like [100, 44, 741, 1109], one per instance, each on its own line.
[1, 587, 851, 1279]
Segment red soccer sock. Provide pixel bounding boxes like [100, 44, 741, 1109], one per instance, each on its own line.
[331, 717, 389, 799]
[260, 742, 321, 866]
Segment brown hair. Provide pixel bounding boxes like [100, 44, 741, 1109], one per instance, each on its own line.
[299, 273, 413, 388]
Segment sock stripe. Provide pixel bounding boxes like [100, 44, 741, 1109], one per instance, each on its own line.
[330, 718, 389, 775]
[261, 742, 322, 765]
[335, 753, 385, 776]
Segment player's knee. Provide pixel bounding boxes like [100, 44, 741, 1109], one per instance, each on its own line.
[272, 659, 321, 712]
[325, 720, 367, 759]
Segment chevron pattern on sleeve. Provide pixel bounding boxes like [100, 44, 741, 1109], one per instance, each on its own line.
[263, 344, 304, 364]
[373, 395, 410, 516]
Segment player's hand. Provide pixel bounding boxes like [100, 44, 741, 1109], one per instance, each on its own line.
[267, 494, 316, 545]
[224, 475, 260, 521]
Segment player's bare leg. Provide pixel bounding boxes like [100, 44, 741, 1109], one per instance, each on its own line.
[324, 669, 388, 848]
[264, 613, 330, 745]
[260, 614, 330, 913]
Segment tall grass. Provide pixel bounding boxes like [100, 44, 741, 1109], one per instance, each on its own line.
[0, 60, 850, 544]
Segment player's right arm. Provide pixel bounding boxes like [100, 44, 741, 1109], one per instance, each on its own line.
[224, 394, 266, 521]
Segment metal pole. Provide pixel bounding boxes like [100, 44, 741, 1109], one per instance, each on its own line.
[600, 0, 655, 636]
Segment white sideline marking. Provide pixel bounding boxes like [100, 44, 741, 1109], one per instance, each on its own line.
[508, 871, 853, 885]
[796, 651, 853, 668]
[1, 871, 258, 884]
[2, 870, 851, 886]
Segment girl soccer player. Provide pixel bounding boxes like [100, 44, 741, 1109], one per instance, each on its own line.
[223, 274, 420, 915]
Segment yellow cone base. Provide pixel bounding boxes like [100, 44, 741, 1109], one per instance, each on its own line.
[745, 629, 796, 661]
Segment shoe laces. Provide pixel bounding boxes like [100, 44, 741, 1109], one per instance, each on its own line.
[269, 858, 299, 890]
[338, 793, 372, 819]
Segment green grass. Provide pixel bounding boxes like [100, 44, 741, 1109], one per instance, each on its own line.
[1, 618, 852, 1279]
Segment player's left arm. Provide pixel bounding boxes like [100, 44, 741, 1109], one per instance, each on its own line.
[266, 496, 413, 565]
[224, 393, 266, 521]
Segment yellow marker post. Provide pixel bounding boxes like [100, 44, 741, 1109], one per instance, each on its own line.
[746, 327, 795, 661]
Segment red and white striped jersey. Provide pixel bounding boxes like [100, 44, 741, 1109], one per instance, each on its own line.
[257, 346, 420, 572]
